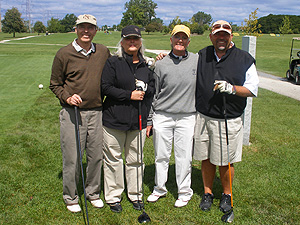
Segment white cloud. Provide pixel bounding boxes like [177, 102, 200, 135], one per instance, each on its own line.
[2, 0, 300, 26]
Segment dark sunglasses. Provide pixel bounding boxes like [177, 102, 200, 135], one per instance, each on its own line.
[212, 24, 231, 30]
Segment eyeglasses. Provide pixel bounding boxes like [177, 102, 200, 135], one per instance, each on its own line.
[212, 24, 231, 31]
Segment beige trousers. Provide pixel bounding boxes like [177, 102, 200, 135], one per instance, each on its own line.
[103, 126, 146, 203]
[60, 107, 103, 205]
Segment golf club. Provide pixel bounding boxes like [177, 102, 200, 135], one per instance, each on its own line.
[74, 106, 90, 225]
[137, 98, 151, 224]
[220, 94, 234, 223]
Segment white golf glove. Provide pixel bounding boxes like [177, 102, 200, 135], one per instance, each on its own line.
[136, 79, 148, 91]
[144, 56, 155, 69]
[214, 80, 234, 94]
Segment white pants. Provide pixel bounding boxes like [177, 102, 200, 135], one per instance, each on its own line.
[152, 112, 196, 200]
[103, 126, 146, 203]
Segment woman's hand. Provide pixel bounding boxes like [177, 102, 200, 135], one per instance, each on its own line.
[131, 90, 145, 100]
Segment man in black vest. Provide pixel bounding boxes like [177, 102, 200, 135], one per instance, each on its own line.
[194, 20, 259, 213]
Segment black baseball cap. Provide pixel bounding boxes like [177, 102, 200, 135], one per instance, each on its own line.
[121, 25, 142, 38]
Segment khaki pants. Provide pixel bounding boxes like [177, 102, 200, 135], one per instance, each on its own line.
[103, 126, 146, 203]
[60, 107, 103, 205]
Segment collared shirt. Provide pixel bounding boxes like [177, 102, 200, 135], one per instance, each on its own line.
[72, 39, 95, 56]
[171, 51, 188, 61]
[214, 42, 259, 97]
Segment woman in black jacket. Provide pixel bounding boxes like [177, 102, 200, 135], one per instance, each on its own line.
[101, 25, 155, 213]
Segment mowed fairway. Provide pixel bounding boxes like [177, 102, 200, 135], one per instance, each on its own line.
[0, 31, 300, 224]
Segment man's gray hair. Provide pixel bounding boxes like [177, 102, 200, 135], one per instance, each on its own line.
[114, 37, 145, 57]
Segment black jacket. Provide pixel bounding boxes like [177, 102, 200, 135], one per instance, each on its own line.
[101, 52, 155, 130]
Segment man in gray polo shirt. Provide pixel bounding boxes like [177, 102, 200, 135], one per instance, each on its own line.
[146, 25, 198, 208]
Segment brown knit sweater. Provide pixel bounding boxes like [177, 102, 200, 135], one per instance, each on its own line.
[49, 43, 110, 109]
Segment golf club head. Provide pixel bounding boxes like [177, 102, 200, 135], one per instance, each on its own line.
[138, 211, 151, 223]
[221, 209, 234, 223]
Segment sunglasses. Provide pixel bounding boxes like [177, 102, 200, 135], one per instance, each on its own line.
[212, 24, 232, 30]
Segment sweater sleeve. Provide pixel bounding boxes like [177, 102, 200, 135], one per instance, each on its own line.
[49, 50, 72, 104]
[101, 59, 132, 101]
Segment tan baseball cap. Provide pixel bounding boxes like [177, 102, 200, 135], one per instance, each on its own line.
[76, 14, 97, 26]
[211, 20, 232, 35]
[171, 25, 190, 38]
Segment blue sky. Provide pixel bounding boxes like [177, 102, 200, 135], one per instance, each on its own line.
[1, 0, 299, 26]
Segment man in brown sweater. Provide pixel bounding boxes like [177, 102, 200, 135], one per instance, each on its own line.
[49, 14, 110, 213]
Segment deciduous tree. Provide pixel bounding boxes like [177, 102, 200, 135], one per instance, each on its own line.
[192, 11, 212, 26]
[241, 8, 262, 36]
[1, 7, 26, 37]
[33, 21, 46, 34]
[145, 21, 163, 33]
[47, 17, 64, 33]
[120, 0, 157, 27]
[279, 16, 292, 34]
[60, 14, 77, 32]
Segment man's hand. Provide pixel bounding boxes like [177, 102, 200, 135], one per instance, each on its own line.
[146, 125, 153, 138]
[156, 52, 168, 61]
[144, 56, 155, 69]
[66, 94, 82, 106]
[136, 79, 148, 91]
[213, 80, 234, 95]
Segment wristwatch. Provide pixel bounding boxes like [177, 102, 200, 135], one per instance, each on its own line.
[232, 85, 237, 95]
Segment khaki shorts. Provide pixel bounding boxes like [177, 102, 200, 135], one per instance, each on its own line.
[193, 112, 243, 166]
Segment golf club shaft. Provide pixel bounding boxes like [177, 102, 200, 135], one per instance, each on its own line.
[222, 95, 234, 208]
[74, 106, 89, 225]
[138, 101, 145, 208]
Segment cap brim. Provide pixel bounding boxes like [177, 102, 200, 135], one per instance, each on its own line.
[76, 21, 97, 26]
[123, 34, 141, 38]
[172, 31, 190, 38]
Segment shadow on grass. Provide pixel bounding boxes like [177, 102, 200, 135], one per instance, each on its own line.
[143, 161, 223, 200]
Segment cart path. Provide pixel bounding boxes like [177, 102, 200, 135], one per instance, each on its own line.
[1, 36, 300, 101]
[258, 71, 300, 101]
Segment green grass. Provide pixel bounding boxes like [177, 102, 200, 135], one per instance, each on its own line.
[1, 32, 300, 224]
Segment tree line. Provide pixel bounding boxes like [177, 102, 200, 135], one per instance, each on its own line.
[1, 1, 300, 37]
[258, 14, 300, 34]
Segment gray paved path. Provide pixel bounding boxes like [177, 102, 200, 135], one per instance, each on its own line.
[258, 71, 300, 101]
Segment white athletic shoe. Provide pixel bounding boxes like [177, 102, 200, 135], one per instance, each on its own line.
[174, 199, 189, 208]
[66, 204, 81, 213]
[147, 193, 166, 202]
[90, 199, 104, 208]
